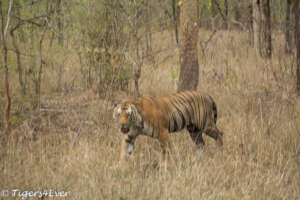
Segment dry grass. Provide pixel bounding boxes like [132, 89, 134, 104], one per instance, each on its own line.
[1, 29, 300, 199]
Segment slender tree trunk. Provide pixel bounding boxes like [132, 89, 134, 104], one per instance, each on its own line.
[248, 2, 253, 46]
[172, 0, 179, 44]
[224, 0, 228, 29]
[211, 0, 217, 29]
[260, 0, 272, 58]
[295, 0, 300, 95]
[0, 0, 13, 133]
[36, 28, 47, 109]
[145, 0, 153, 57]
[56, 0, 64, 92]
[132, 1, 142, 97]
[10, 2, 26, 96]
[11, 29, 26, 96]
[253, 0, 260, 54]
[134, 31, 141, 97]
[285, 0, 292, 54]
[177, 0, 199, 92]
[30, 0, 37, 101]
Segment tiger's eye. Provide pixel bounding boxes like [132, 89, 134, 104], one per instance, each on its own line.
[126, 106, 132, 115]
[117, 107, 122, 115]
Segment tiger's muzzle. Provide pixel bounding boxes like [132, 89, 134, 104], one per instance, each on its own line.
[120, 125, 130, 134]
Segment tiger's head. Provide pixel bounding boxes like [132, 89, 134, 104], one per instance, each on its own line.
[113, 101, 143, 135]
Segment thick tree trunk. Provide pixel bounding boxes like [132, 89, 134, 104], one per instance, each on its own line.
[0, 0, 12, 133]
[252, 0, 260, 54]
[295, 0, 300, 95]
[285, 0, 292, 54]
[260, 0, 272, 58]
[177, 0, 199, 92]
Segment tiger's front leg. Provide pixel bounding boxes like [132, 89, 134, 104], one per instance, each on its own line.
[158, 129, 172, 162]
[120, 134, 136, 162]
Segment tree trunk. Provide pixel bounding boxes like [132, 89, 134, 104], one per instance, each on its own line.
[134, 32, 141, 97]
[172, 0, 179, 44]
[132, 1, 142, 97]
[211, 0, 217, 29]
[56, 0, 64, 92]
[260, 0, 272, 58]
[285, 0, 292, 54]
[0, 0, 12, 133]
[252, 0, 260, 54]
[11, 2, 26, 96]
[36, 28, 47, 109]
[29, 0, 37, 102]
[295, 0, 300, 95]
[177, 0, 199, 92]
[11, 29, 26, 96]
[224, 0, 228, 29]
[145, 0, 153, 57]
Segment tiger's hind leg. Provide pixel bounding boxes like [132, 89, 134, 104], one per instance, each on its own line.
[187, 124, 205, 154]
[204, 126, 223, 147]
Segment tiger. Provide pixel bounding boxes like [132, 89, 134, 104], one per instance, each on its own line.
[112, 90, 223, 162]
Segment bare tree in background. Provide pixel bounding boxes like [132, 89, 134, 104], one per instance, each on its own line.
[10, 3, 26, 96]
[56, 0, 64, 92]
[211, 0, 217, 29]
[224, 0, 228, 29]
[295, 0, 300, 95]
[177, 0, 199, 92]
[252, 0, 260, 55]
[172, 0, 179, 44]
[260, 0, 272, 58]
[285, 0, 292, 55]
[0, 0, 13, 133]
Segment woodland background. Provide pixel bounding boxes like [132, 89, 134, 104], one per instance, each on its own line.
[1, 0, 300, 199]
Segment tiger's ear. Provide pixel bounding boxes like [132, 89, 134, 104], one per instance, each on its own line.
[112, 100, 119, 107]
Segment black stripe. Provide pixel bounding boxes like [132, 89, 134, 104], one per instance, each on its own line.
[175, 93, 194, 123]
[151, 127, 154, 137]
[168, 114, 178, 132]
[169, 100, 186, 131]
[177, 92, 195, 124]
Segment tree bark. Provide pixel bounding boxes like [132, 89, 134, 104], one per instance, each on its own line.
[177, 0, 199, 92]
[0, 0, 12, 133]
[211, 0, 217, 29]
[145, 0, 153, 56]
[11, 28, 26, 96]
[285, 0, 292, 54]
[56, 0, 64, 92]
[260, 0, 272, 58]
[252, 0, 260, 54]
[224, 0, 228, 29]
[295, 0, 300, 95]
[172, 0, 179, 44]
[35, 27, 47, 109]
